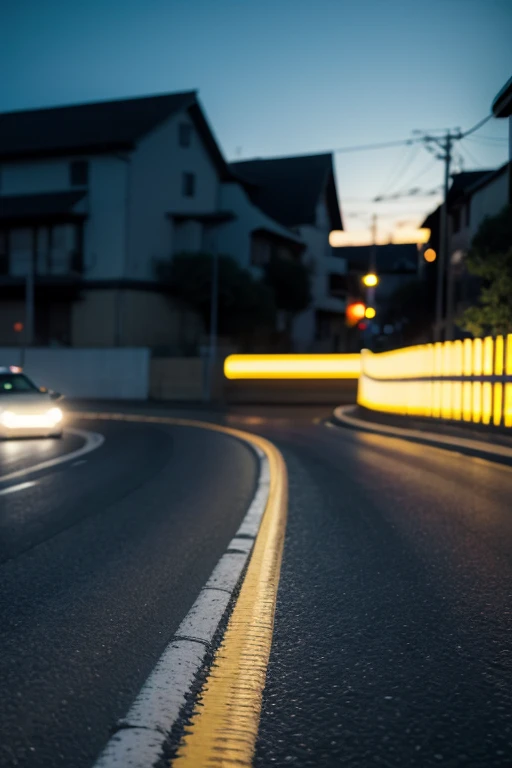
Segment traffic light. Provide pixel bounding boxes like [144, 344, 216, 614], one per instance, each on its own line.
[346, 301, 366, 327]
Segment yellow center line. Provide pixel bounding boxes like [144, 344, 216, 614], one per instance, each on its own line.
[68, 411, 288, 766]
[173, 431, 287, 767]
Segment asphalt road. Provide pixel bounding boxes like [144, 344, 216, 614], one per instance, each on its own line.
[240, 415, 512, 768]
[1, 407, 511, 768]
[0, 416, 258, 768]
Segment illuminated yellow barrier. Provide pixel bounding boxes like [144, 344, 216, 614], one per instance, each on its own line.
[358, 334, 512, 428]
[224, 354, 361, 380]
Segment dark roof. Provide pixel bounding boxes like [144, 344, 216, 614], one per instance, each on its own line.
[0, 92, 233, 180]
[230, 153, 343, 230]
[448, 171, 493, 206]
[492, 75, 512, 118]
[0, 191, 86, 222]
[338, 244, 418, 274]
[0, 91, 196, 160]
[464, 162, 509, 196]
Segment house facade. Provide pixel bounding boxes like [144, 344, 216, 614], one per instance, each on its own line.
[421, 164, 509, 340]
[231, 154, 346, 352]
[0, 92, 305, 350]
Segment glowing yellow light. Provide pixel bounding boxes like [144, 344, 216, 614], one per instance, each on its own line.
[424, 248, 437, 263]
[362, 273, 379, 287]
[494, 383, 503, 427]
[365, 307, 376, 319]
[223, 354, 361, 380]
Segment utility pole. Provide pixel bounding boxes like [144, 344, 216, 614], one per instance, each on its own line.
[367, 214, 377, 307]
[434, 132, 453, 343]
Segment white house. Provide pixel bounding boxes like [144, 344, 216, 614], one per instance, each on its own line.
[0, 92, 305, 350]
[231, 154, 346, 352]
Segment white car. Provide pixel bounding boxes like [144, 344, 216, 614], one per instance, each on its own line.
[0, 367, 64, 439]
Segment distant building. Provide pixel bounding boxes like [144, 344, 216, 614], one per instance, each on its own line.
[422, 165, 509, 340]
[0, 92, 303, 350]
[492, 74, 512, 202]
[231, 154, 346, 352]
[336, 243, 421, 348]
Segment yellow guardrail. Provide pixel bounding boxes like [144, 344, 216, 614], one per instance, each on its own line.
[358, 335, 512, 427]
[224, 354, 361, 380]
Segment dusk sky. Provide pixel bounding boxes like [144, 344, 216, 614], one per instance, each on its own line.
[1, 0, 511, 240]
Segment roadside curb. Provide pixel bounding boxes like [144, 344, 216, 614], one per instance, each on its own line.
[331, 405, 512, 467]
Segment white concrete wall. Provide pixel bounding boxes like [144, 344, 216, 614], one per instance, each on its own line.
[85, 157, 127, 279]
[128, 111, 221, 280]
[0, 347, 150, 399]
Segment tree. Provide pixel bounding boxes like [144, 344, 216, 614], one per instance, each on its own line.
[157, 252, 276, 338]
[263, 255, 312, 332]
[458, 205, 512, 337]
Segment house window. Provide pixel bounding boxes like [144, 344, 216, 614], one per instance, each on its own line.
[182, 172, 196, 197]
[70, 160, 88, 187]
[179, 123, 192, 148]
[452, 207, 461, 234]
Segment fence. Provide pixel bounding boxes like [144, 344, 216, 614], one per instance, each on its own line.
[358, 336, 512, 428]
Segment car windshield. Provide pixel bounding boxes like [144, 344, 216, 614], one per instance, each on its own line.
[0, 373, 40, 395]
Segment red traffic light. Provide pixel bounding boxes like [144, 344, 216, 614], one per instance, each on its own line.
[13, 322, 24, 333]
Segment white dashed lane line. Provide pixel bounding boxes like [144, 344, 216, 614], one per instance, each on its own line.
[0, 428, 104, 484]
[0, 481, 37, 497]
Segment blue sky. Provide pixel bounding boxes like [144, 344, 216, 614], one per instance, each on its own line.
[1, 0, 511, 238]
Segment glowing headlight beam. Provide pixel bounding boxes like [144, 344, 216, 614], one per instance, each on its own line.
[224, 354, 361, 380]
[0, 408, 64, 429]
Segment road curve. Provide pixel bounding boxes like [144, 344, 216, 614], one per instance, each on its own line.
[243, 416, 512, 768]
[0, 416, 258, 768]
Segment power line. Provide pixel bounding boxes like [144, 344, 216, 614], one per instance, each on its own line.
[379, 156, 440, 201]
[466, 134, 508, 143]
[376, 143, 422, 199]
[331, 138, 419, 154]
[460, 114, 493, 138]
[459, 140, 489, 168]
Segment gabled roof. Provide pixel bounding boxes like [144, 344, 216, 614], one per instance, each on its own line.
[447, 171, 493, 206]
[0, 92, 233, 179]
[339, 244, 418, 274]
[230, 153, 343, 230]
[492, 75, 512, 118]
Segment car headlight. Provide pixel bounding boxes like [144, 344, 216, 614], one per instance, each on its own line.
[48, 407, 63, 424]
[0, 410, 17, 428]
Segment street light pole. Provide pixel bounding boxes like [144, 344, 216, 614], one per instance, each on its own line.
[434, 132, 452, 342]
[367, 213, 377, 308]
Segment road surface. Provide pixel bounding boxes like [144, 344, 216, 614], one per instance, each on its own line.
[0, 407, 511, 767]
